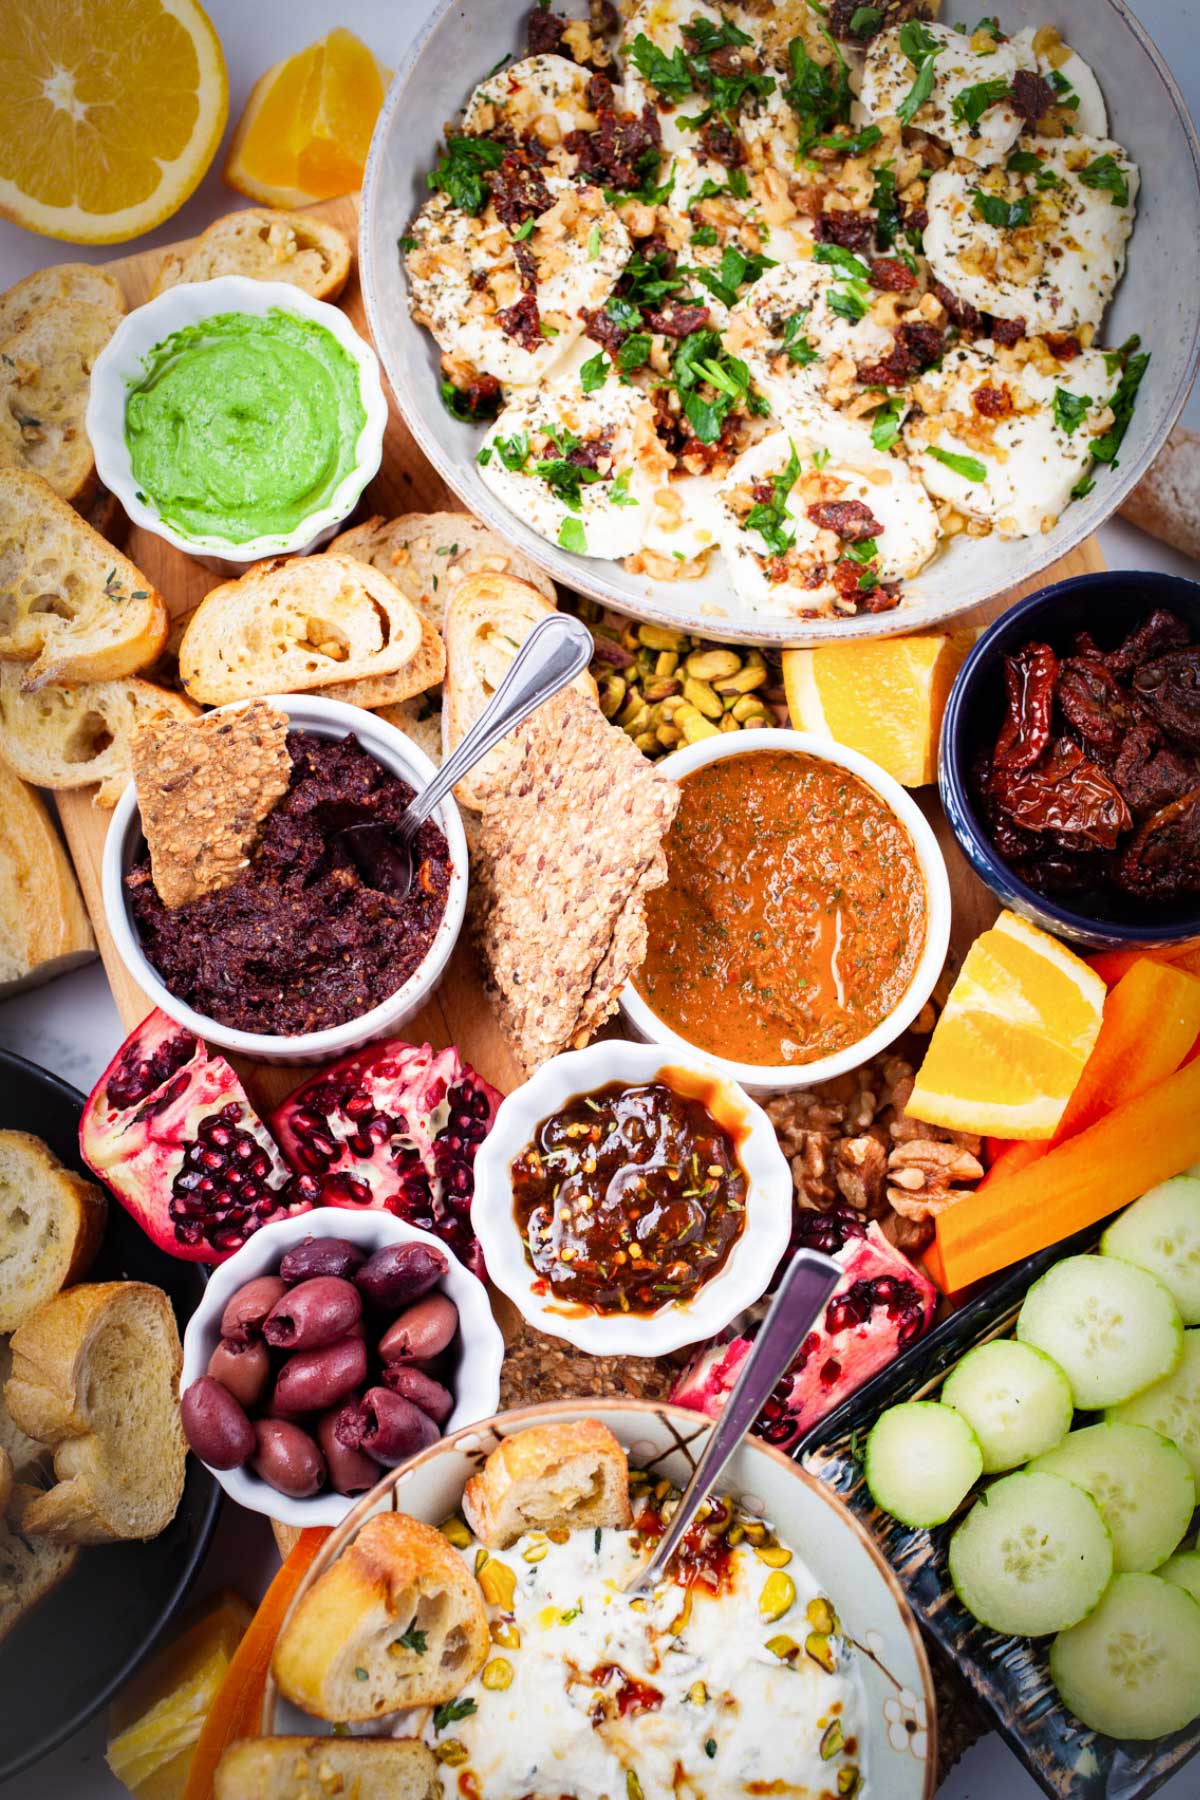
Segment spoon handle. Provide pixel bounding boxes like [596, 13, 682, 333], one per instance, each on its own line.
[626, 1248, 841, 1594]
[401, 612, 594, 831]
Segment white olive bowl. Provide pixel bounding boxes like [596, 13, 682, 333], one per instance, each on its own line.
[86, 275, 387, 575]
[101, 695, 468, 1066]
[262, 1398, 936, 1800]
[471, 1039, 794, 1356]
[619, 729, 952, 1096]
[179, 1207, 504, 1528]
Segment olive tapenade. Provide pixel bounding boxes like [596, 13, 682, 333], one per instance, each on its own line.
[509, 1078, 749, 1315]
[127, 731, 451, 1035]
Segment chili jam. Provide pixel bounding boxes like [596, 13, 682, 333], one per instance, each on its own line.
[510, 1078, 748, 1314]
[633, 750, 927, 1066]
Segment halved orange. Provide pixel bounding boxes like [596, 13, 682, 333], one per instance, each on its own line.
[907, 910, 1106, 1139]
[0, 0, 228, 244]
[224, 28, 389, 208]
[783, 631, 974, 787]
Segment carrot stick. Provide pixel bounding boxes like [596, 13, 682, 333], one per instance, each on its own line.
[1087, 944, 1188, 986]
[979, 1139, 1046, 1188]
[935, 1055, 1200, 1291]
[181, 1526, 330, 1800]
[1166, 944, 1200, 979]
[1051, 960, 1200, 1144]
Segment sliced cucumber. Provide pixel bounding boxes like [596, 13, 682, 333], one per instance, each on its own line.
[948, 1470, 1113, 1637]
[1108, 1329, 1200, 1481]
[1016, 1255, 1183, 1408]
[864, 1402, 983, 1528]
[942, 1339, 1073, 1473]
[1158, 1550, 1200, 1607]
[1050, 1573, 1200, 1740]
[1101, 1177, 1200, 1326]
[1029, 1423, 1195, 1573]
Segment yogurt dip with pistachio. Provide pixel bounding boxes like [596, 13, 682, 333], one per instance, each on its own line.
[414, 1484, 867, 1799]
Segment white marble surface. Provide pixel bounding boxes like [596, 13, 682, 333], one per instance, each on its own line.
[1, 0, 1198, 1793]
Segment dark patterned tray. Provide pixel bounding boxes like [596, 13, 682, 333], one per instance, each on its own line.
[797, 1232, 1200, 1800]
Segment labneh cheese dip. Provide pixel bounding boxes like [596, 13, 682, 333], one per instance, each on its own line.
[408, 1495, 867, 1799]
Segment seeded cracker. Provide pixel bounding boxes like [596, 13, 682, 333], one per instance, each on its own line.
[130, 699, 292, 909]
[473, 689, 679, 1073]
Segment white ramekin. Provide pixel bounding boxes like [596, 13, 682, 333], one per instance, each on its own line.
[180, 1208, 504, 1528]
[472, 1040, 794, 1356]
[102, 695, 468, 1065]
[619, 728, 952, 1096]
[86, 275, 387, 575]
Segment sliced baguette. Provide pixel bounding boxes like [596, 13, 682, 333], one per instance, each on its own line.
[1119, 426, 1200, 562]
[377, 695, 443, 765]
[0, 662, 196, 807]
[0, 467, 169, 686]
[312, 615, 446, 709]
[0, 1340, 49, 1486]
[0, 1132, 106, 1334]
[178, 554, 425, 705]
[5, 1281, 185, 1544]
[153, 209, 351, 302]
[0, 1483, 79, 1646]
[0, 299, 117, 504]
[0, 762, 94, 994]
[330, 511, 556, 631]
[462, 1420, 632, 1550]
[0, 266, 125, 343]
[214, 1737, 440, 1800]
[272, 1513, 489, 1723]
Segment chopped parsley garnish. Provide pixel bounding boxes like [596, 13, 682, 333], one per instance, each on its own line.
[604, 295, 645, 336]
[870, 395, 906, 451]
[975, 16, 1003, 37]
[813, 242, 871, 281]
[1006, 147, 1060, 189]
[849, 6, 883, 34]
[440, 378, 500, 424]
[535, 440, 604, 510]
[632, 17, 774, 129]
[559, 515, 588, 553]
[827, 285, 868, 322]
[783, 308, 819, 365]
[586, 222, 602, 259]
[925, 444, 988, 481]
[812, 446, 831, 470]
[512, 217, 535, 241]
[610, 469, 637, 507]
[622, 246, 689, 308]
[951, 76, 1012, 130]
[433, 1697, 478, 1733]
[783, 31, 852, 152]
[672, 327, 766, 443]
[694, 167, 750, 203]
[809, 123, 883, 156]
[1089, 336, 1150, 467]
[895, 20, 942, 127]
[1071, 473, 1096, 499]
[691, 223, 718, 246]
[843, 537, 878, 564]
[617, 331, 653, 373]
[628, 33, 692, 102]
[493, 430, 530, 471]
[692, 244, 776, 307]
[605, 153, 676, 206]
[872, 165, 901, 248]
[579, 351, 610, 393]
[971, 187, 1034, 229]
[1080, 153, 1130, 206]
[744, 439, 802, 557]
[398, 233, 417, 254]
[1053, 387, 1093, 436]
[395, 1627, 428, 1654]
[814, 242, 871, 321]
[1048, 68, 1079, 109]
[427, 133, 504, 215]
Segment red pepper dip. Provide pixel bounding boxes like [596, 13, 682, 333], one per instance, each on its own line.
[633, 749, 926, 1066]
[126, 731, 451, 1035]
[509, 1077, 748, 1314]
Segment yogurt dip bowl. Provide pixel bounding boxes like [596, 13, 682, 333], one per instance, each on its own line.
[87, 276, 387, 574]
[262, 1399, 937, 1799]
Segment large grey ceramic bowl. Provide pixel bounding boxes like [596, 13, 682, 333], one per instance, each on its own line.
[361, 0, 1200, 647]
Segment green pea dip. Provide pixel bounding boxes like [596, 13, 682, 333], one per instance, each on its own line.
[124, 307, 367, 544]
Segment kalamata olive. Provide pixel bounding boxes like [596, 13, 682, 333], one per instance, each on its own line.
[263, 1276, 362, 1351]
[317, 1405, 381, 1497]
[355, 1242, 449, 1311]
[381, 1363, 454, 1425]
[251, 1419, 326, 1498]
[221, 1275, 287, 1344]
[335, 1387, 440, 1466]
[379, 1293, 459, 1364]
[280, 1236, 365, 1285]
[207, 1335, 271, 1410]
[271, 1334, 368, 1415]
[181, 1376, 255, 1470]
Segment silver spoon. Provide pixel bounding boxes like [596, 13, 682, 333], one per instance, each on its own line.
[337, 611, 594, 895]
[624, 1247, 841, 1594]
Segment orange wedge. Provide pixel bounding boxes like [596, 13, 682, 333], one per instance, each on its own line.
[782, 631, 974, 787]
[907, 910, 1106, 1140]
[224, 28, 389, 207]
[0, 0, 227, 243]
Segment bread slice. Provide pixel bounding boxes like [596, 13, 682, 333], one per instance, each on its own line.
[214, 1737, 440, 1800]
[0, 1132, 106, 1334]
[178, 554, 425, 705]
[5, 1281, 186, 1544]
[0, 761, 94, 994]
[0, 467, 169, 686]
[0, 265, 125, 343]
[153, 209, 351, 302]
[330, 511, 556, 631]
[1119, 425, 1200, 562]
[462, 1420, 632, 1550]
[0, 1483, 79, 1646]
[0, 1339, 49, 1486]
[0, 662, 196, 807]
[272, 1513, 489, 1723]
[377, 695, 443, 765]
[312, 616, 446, 709]
[0, 299, 118, 504]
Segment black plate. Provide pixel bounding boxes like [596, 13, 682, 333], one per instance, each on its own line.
[0, 1049, 220, 1785]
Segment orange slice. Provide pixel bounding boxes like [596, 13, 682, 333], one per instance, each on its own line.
[224, 28, 389, 208]
[907, 910, 1106, 1139]
[0, 0, 227, 244]
[782, 631, 974, 787]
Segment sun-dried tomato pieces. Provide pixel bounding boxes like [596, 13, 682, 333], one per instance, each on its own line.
[644, 302, 711, 338]
[972, 382, 1013, 419]
[1009, 69, 1056, 125]
[1133, 649, 1200, 751]
[490, 147, 552, 228]
[989, 738, 1132, 850]
[565, 103, 661, 191]
[527, 4, 566, 56]
[991, 316, 1027, 346]
[870, 256, 918, 293]
[994, 642, 1058, 771]
[1118, 788, 1200, 899]
[807, 499, 882, 542]
[814, 209, 875, 252]
[1056, 654, 1134, 752]
[931, 279, 982, 334]
[497, 291, 542, 349]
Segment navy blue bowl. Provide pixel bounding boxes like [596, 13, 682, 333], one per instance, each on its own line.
[939, 570, 1200, 951]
